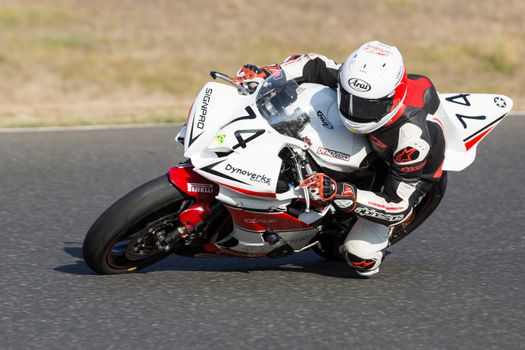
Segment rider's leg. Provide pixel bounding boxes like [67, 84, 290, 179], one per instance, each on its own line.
[342, 218, 390, 277]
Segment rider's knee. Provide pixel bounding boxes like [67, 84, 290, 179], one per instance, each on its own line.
[344, 238, 383, 260]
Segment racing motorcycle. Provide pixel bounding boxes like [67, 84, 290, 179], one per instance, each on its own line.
[82, 69, 513, 274]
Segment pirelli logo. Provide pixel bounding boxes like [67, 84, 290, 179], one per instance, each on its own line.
[187, 183, 214, 193]
[316, 147, 351, 161]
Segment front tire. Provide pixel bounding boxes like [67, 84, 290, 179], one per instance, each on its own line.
[82, 174, 189, 275]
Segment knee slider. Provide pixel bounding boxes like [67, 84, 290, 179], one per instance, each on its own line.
[344, 252, 380, 272]
[343, 241, 383, 272]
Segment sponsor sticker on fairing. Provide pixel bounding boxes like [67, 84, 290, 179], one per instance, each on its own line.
[196, 88, 213, 130]
[215, 132, 227, 145]
[316, 147, 351, 161]
[316, 111, 333, 129]
[187, 183, 214, 193]
[224, 164, 271, 186]
[243, 218, 278, 224]
[494, 96, 507, 108]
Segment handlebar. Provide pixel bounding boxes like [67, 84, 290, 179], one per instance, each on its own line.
[210, 71, 251, 96]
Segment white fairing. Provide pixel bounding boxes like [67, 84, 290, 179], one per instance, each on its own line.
[182, 78, 363, 255]
[296, 84, 371, 172]
[429, 93, 513, 171]
[214, 225, 319, 254]
[184, 82, 246, 158]
[184, 79, 371, 201]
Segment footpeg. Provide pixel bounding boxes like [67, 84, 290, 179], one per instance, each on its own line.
[294, 240, 320, 253]
[263, 231, 281, 245]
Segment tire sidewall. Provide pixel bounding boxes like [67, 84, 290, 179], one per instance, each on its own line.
[82, 174, 187, 274]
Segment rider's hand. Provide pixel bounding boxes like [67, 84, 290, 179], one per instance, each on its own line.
[300, 174, 358, 211]
[233, 64, 268, 82]
[300, 173, 338, 202]
[232, 64, 281, 92]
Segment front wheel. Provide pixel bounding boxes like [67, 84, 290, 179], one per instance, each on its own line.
[82, 174, 189, 274]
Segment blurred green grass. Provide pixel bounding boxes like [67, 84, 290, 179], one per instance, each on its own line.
[0, 0, 523, 127]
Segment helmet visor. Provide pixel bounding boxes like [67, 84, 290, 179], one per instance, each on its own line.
[339, 88, 394, 122]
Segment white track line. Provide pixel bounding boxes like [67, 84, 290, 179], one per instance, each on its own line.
[0, 113, 523, 134]
[0, 122, 183, 133]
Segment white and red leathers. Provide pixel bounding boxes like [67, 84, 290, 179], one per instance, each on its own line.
[279, 53, 446, 276]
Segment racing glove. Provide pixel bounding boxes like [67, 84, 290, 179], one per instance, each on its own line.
[300, 173, 357, 212]
[232, 64, 281, 91]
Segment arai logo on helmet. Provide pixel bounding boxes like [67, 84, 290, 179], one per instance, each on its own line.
[348, 78, 371, 92]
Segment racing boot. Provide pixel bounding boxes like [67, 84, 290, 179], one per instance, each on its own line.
[343, 251, 381, 278]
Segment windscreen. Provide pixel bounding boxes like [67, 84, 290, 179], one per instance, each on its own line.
[256, 70, 310, 139]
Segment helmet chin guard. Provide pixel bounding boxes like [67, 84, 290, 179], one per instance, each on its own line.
[337, 41, 408, 134]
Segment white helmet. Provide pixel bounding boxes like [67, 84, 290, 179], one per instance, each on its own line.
[337, 41, 408, 134]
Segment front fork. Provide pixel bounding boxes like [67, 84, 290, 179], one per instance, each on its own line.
[288, 148, 316, 213]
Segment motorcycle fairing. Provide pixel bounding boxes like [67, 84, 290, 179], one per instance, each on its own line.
[227, 207, 312, 232]
[191, 107, 303, 196]
[168, 164, 219, 227]
[432, 93, 513, 171]
[168, 163, 218, 199]
[202, 223, 319, 257]
[184, 81, 253, 158]
[297, 84, 372, 172]
[184, 81, 373, 201]
[206, 220, 318, 256]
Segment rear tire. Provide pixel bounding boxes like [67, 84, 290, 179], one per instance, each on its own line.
[82, 174, 188, 275]
[312, 233, 346, 261]
[312, 218, 357, 261]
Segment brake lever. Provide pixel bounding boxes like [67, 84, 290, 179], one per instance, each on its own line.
[210, 71, 251, 95]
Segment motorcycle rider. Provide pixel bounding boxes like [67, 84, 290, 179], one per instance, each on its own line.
[233, 41, 445, 277]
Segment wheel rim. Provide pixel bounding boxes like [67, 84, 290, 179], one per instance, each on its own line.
[105, 202, 190, 270]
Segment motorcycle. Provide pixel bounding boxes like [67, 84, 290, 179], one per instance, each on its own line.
[82, 69, 513, 274]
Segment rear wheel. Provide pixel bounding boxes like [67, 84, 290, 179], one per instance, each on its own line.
[311, 233, 346, 261]
[82, 174, 190, 274]
[312, 218, 357, 261]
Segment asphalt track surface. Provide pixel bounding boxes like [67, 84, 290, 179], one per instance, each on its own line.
[1, 117, 524, 350]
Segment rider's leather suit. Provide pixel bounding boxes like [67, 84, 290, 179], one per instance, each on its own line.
[280, 53, 446, 274]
